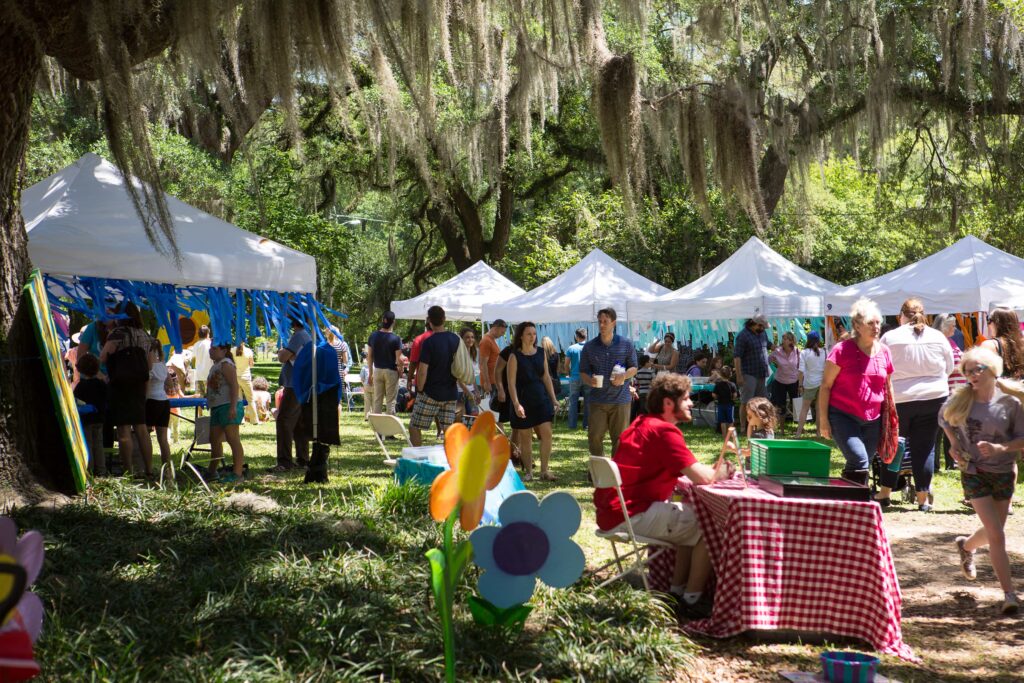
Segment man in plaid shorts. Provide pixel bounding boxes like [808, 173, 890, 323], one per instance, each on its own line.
[409, 305, 462, 445]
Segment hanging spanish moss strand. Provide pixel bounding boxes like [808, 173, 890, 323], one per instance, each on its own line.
[38, 1, 1024, 247]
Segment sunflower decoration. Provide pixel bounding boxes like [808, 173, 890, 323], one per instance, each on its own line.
[428, 411, 510, 532]
[156, 308, 210, 350]
[425, 412, 510, 683]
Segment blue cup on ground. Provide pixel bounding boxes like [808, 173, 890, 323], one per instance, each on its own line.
[820, 651, 880, 682]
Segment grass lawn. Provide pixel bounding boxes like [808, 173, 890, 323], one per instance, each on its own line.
[22, 411, 691, 681]
[19, 373, 1024, 681]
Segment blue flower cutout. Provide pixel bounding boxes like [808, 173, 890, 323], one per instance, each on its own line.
[469, 490, 585, 609]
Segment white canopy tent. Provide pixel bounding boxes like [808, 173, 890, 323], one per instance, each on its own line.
[390, 260, 525, 321]
[481, 248, 670, 323]
[825, 236, 1024, 315]
[627, 236, 839, 322]
[22, 153, 317, 293]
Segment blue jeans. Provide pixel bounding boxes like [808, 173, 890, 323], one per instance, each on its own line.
[828, 406, 880, 474]
[568, 379, 589, 429]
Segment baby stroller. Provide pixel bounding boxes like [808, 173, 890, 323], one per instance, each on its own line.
[870, 437, 916, 503]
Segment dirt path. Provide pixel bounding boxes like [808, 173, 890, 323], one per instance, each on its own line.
[680, 504, 1024, 682]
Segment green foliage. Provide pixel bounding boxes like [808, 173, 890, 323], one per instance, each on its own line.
[466, 595, 532, 631]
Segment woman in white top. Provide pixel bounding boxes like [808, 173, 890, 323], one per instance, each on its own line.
[877, 298, 955, 510]
[795, 331, 825, 437]
[145, 339, 172, 468]
[233, 341, 258, 424]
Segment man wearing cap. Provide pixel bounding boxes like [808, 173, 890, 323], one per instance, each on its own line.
[733, 315, 770, 432]
[479, 319, 508, 401]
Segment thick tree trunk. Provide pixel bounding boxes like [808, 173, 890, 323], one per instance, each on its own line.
[758, 144, 789, 219]
[0, 18, 68, 505]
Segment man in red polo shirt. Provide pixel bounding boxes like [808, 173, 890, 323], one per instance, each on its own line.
[594, 373, 734, 617]
[408, 319, 434, 391]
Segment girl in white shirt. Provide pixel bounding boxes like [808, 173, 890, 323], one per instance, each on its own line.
[145, 340, 172, 468]
[795, 331, 826, 437]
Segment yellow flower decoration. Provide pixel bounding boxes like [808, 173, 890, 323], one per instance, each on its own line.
[429, 412, 511, 531]
[156, 308, 210, 350]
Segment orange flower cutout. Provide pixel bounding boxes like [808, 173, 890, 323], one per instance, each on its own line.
[429, 412, 511, 531]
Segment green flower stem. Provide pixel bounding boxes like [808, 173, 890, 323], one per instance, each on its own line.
[440, 508, 458, 683]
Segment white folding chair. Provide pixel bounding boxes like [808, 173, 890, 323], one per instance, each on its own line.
[588, 456, 673, 591]
[367, 413, 413, 468]
[344, 373, 364, 412]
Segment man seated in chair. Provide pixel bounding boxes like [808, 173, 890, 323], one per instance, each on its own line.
[594, 373, 735, 618]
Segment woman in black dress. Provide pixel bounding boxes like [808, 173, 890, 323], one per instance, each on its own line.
[507, 322, 558, 482]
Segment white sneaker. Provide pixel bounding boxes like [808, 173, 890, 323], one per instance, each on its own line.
[1002, 594, 1019, 616]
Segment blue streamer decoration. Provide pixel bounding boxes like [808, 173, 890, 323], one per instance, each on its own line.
[43, 275, 346, 351]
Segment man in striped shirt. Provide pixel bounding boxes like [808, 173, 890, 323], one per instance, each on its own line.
[580, 307, 638, 457]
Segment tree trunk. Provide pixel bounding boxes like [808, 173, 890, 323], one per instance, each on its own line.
[758, 144, 790, 219]
[0, 20, 69, 505]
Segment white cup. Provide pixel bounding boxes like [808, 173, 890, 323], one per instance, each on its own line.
[593, 375, 604, 388]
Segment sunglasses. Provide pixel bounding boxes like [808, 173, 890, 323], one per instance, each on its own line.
[965, 364, 989, 377]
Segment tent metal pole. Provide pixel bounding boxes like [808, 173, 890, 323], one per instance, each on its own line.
[309, 304, 318, 442]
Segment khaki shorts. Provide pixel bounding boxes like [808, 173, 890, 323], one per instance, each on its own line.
[614, 501, 702, 546]
[801, 385, 820, 406]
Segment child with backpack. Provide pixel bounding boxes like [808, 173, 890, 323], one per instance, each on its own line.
[74, 353, 108, 476]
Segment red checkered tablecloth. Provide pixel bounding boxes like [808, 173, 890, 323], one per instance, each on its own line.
[658, 479, 916, 661]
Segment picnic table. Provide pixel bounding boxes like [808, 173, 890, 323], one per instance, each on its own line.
[651, 478, 915, 660]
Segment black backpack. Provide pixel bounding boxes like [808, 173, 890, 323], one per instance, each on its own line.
[109, 330, 150, 385]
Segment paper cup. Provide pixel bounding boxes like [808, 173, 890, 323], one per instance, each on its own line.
[593, 375, 604, 388]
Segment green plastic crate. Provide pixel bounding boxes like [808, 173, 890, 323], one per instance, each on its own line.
[750, 439, 831, 478]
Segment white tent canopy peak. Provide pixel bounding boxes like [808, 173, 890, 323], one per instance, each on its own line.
[481, 248, 670, 323]
[22, 153, 317, 293]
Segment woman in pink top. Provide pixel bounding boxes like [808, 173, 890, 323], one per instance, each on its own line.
[769, 331, 800, 435]
[818, 298, 894, 485]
